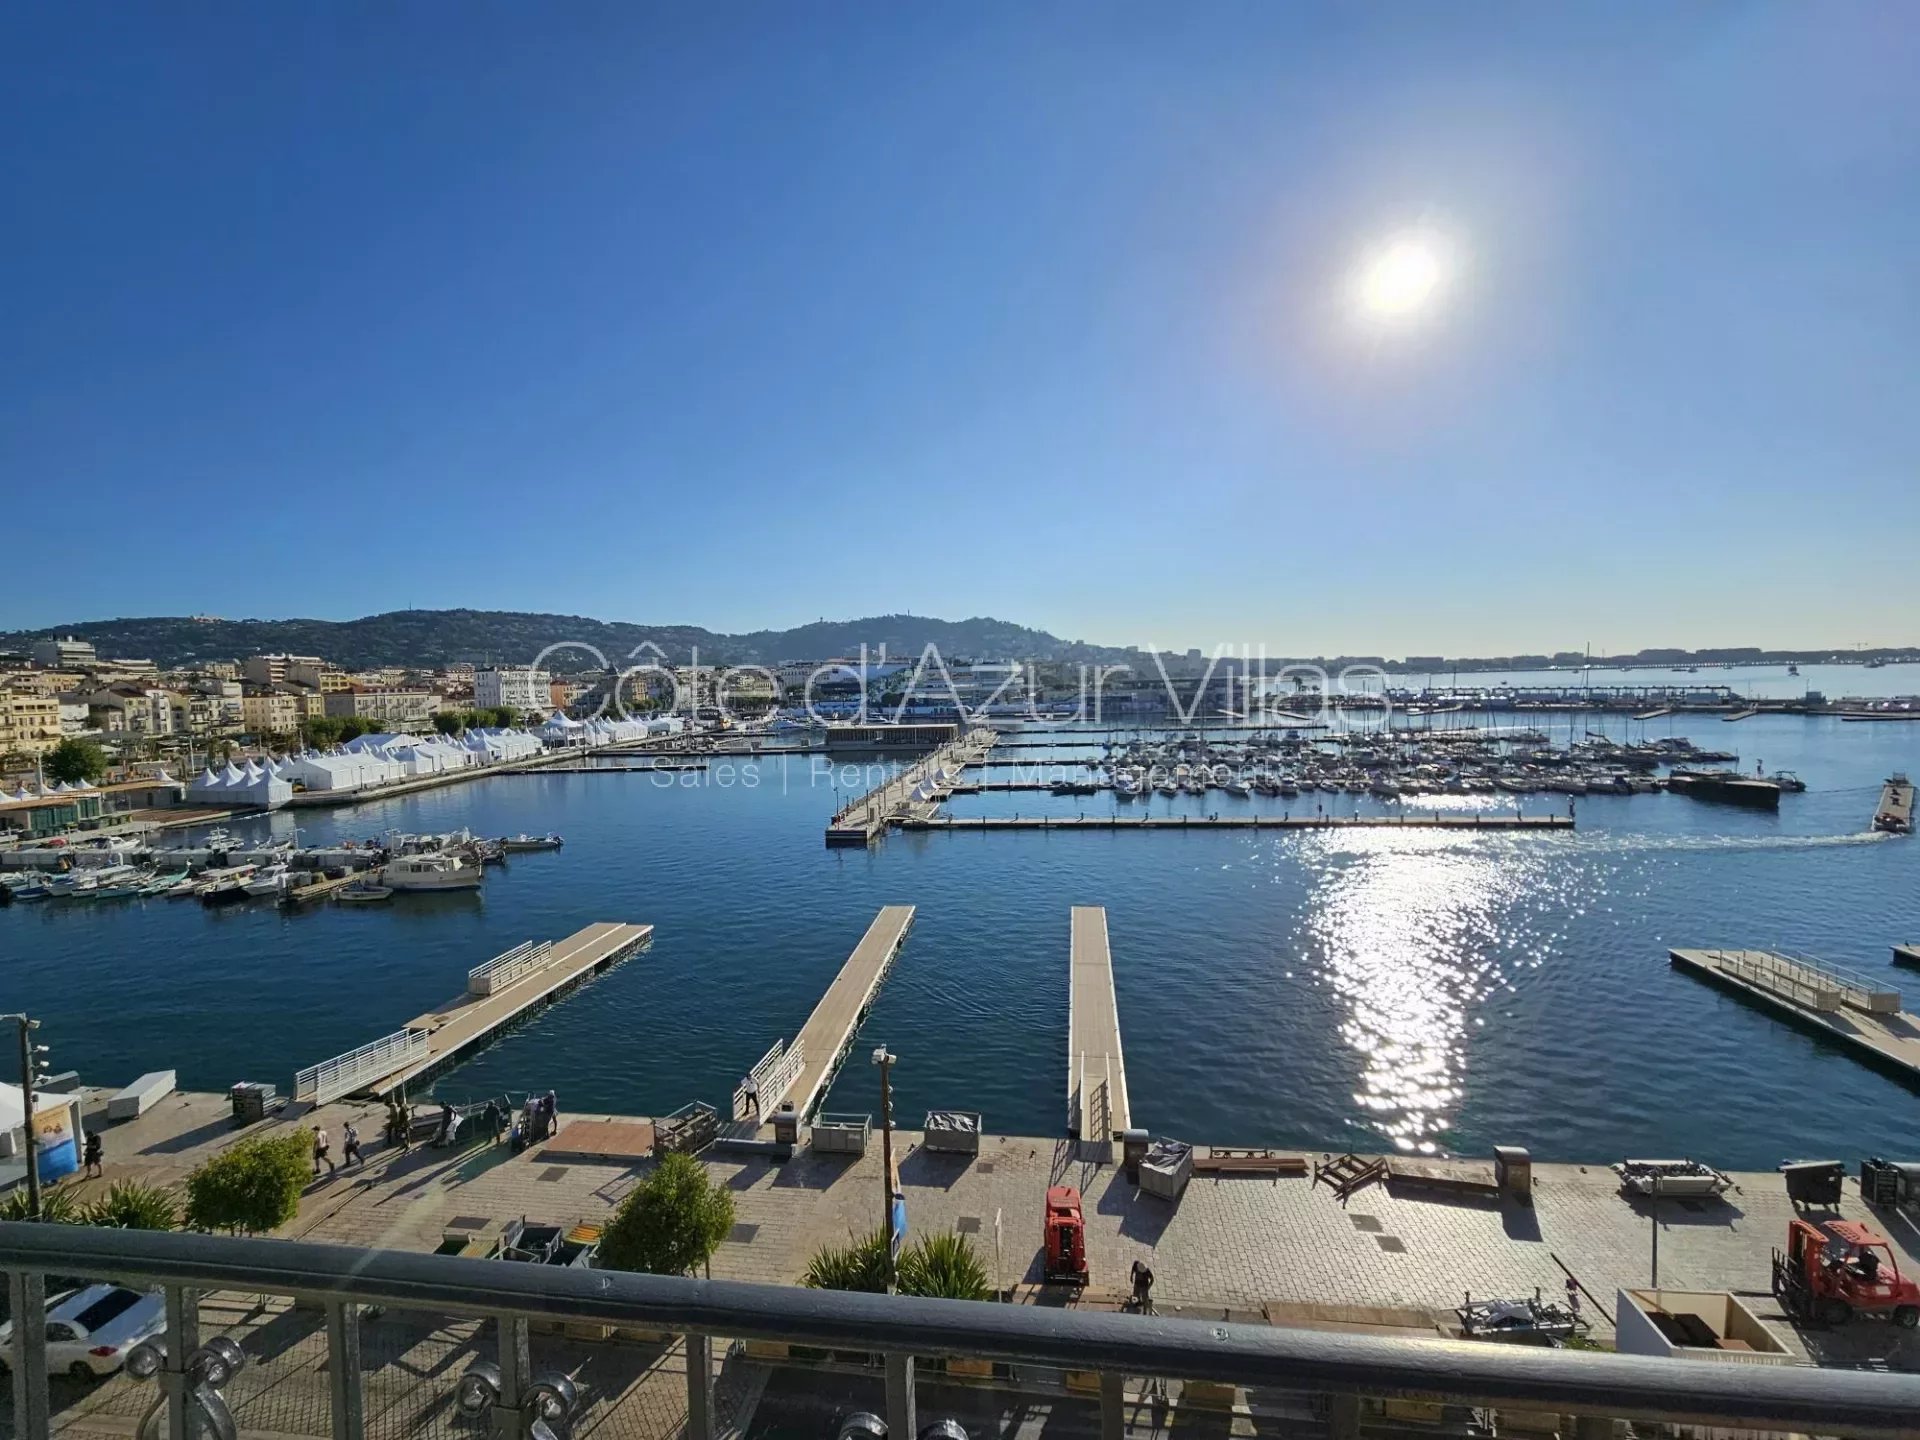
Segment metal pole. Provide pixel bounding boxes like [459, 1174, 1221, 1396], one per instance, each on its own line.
[13, 1016, 41, 1221]
[1650, 1179, 1661, 1288]
[9, 1269, 49, 1440]
[326, 1300, 365, 1440]
[884, 1352, 917, 1440]
[877, 1049, 897, 1292]
[684, 1332, 713, 1440]
[165, 1284, 200, 1440]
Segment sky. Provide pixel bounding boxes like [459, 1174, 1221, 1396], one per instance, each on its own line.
[2, 3, 1915, 655]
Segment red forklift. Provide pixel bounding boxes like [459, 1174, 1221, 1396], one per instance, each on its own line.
[1772, 1218, 1920, 1328]
[1042, 1185, 1089, 1286]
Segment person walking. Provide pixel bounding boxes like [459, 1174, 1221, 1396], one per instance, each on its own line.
[1129, 1259, 1155, 1315]
[83, 1132, 104, 1179]
[313, 1125, 335, 1177]
[484, 1097, 503, 1146]
[342, 1121, 363, 1168]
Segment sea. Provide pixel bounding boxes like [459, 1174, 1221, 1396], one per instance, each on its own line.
[4, 661, 1916, 1172]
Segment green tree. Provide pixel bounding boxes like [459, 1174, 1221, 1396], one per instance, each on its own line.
[84, 1179, 180, 1231]
[183, 1131, 311, 1234]
[802, 1230, 890, 1293]
[301, 715, 344, 747]
[336, 715, 376, 741]
[898, 1230, 991, 1300]
[596, 1151, 735, 1276]
[484, 706, 518, 729]
[432, 711, 464, 736]
[45, 737, 107, 785]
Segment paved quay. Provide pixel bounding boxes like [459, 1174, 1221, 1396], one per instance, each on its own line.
[27, 1088, 1920, 1438]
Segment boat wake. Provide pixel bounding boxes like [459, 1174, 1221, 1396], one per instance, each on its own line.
[1571, 830, 1898, 855]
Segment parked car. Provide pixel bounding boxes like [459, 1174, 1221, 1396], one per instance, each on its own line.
[0, 1284, 166, 1381]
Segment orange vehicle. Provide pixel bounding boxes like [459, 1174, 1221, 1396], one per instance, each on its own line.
[1772, 1218, 1920, 1328]
[1043, 1185, 1089, 1285]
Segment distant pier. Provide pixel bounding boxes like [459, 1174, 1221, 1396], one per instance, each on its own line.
[1669, 947, 1920, 1086]
[903, 813, 1572, 834]
[1068, 906, 1129, 1161]
[824, 730, 996, 846]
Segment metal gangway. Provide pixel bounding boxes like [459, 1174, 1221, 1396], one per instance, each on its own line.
[294, 1030, 430, 1106]
[467, 940, 554, 996]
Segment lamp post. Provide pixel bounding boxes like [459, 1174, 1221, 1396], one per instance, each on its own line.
[3, 1013, 47, 1219]
[871, 1046, 897, 1291]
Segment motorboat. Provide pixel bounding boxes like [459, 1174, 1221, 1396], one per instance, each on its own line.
[336, 881, 394, 904]
[139, 871, 190, 896]
[1224, 779, 1251, 798]
[49, 864, 140, 898]
[197, 864, 260, 904]
[381, 853, 483, 892]
[242, 864, 294, 897]
[500, 833, 564, 852]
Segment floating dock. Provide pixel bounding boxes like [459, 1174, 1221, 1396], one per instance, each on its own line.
[1669, 948, 1920, 1085]
[752, 906, 917, 1121]
[903, 813, 1571, 833]
[1068, 906, 1130, 1161]
[824, 731, 995, 845]
[293, 922, 652, 1104]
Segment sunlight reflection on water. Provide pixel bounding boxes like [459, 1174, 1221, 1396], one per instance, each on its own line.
[1294, 831, 1586, 1153]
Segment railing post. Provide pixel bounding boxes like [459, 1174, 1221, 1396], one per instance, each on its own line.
[326, 1301, 365, 1440]
[8, 1269, 50, 1440]
[884, 1353, 916, 1440]
[684, 1332, 713, 1440]
[165, 1284, 200, 1440]
[1099, 1371, 1125, 1440]
[1327, 1391, 1361, 1440]
[494, 1314, 531, 1439]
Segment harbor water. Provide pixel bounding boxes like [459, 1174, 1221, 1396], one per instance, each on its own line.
[4, 708, 1917, 1171]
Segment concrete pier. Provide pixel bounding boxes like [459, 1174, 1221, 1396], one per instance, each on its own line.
[1669, 947, 1920, 1085]
[1068, 906, 1130, 1160]
[824, 730, 996, 845]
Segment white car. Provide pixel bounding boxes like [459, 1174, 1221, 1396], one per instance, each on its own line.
[0, 1284, 167, 1381]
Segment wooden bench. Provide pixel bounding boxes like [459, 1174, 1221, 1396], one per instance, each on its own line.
[1194, 1149, 1308, 1177]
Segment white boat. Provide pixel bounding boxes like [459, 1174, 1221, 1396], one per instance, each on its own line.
[381, 853, 483, 892]
[242, 863, 294, 897]
[49, 864, 140, 897]
[336, 881, 393, 904]
[1224, 779, 1251, 798]
[500, 833, 564, 852]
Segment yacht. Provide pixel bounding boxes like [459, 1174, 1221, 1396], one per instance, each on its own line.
[381, 853, 484, 892]
[242, 863, 295, 897]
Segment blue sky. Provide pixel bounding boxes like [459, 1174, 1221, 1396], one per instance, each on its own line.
[3, 3, 1914, 653]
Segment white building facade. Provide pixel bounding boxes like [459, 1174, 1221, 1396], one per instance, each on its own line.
[475, 667, 550, 714]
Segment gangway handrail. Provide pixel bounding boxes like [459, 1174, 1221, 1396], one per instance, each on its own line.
[467, 939, 553, 994]
[294, 1029, 430, 1104]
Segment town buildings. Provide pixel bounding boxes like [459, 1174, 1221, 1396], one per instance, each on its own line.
[475, 666, 549, 714]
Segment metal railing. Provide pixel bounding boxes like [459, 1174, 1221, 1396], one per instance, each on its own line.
[291, 1029, 429, 1104]
[467, 939, 553, 995]
[5, 1224, 1920, 1440]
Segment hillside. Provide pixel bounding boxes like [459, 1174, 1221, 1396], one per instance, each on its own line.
[0, 610, 1124, 670]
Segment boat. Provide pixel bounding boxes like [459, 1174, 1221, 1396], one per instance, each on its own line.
[199, 863, 261, 904]
[242, 864, 295, 897]
[138, 871, 190, 896]
[48, 864, 141, 898]
[1667, 770, 1782, 810]
[1223, 780, 1251, 798]
[336, 881, 394, 904]
[1768, 771, 1807, 793]
[381, 853, 484, 892]
[500, 833, 564, 852]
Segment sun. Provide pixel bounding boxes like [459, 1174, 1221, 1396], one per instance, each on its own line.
[1357, 238, 1443, 318]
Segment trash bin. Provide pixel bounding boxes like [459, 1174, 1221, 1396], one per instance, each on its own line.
[771, 1101, 799, 1147]
[1493, 1145, 1532, 1204]
[1120, 1128, 1150, 1183]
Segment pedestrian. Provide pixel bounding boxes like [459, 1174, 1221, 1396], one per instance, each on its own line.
[1129, 1259, 1155, 1315]
[343, 1121, 363, 1168]
[1564, 1275, 1581, 1318]
[743, 1081, 759, 1121]
[83, 1131, 103, 1179]
[484, 1097, 503, 1146]
[313, 1125, 335, 1176]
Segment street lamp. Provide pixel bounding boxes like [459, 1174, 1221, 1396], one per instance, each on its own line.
[871, 1046, 899, 1291]
[2, 1014, 45, 1219]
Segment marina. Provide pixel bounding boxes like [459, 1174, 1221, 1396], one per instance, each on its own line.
[1669, 948, 1920, 1085]
[906, 812, 1573, 832]
[1067, 905, 1130, 1158]
[823, 727, 996, 845]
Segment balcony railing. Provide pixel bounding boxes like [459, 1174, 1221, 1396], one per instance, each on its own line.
[4, 1222, 1919, 1440]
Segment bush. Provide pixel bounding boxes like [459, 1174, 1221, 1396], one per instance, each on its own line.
[184, 1131, 311, 1234]
[804, 1229, 993, 1299]
[0, 1187, 82, 1223]
[803, 1230, 891, 1293]
[85, 1179, 180, 1231]
[899, 1230, 991, 1300]
[597, 1152, 735, 1276]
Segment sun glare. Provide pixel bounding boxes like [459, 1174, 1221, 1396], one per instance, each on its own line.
[1356, 238, 1444, 319]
